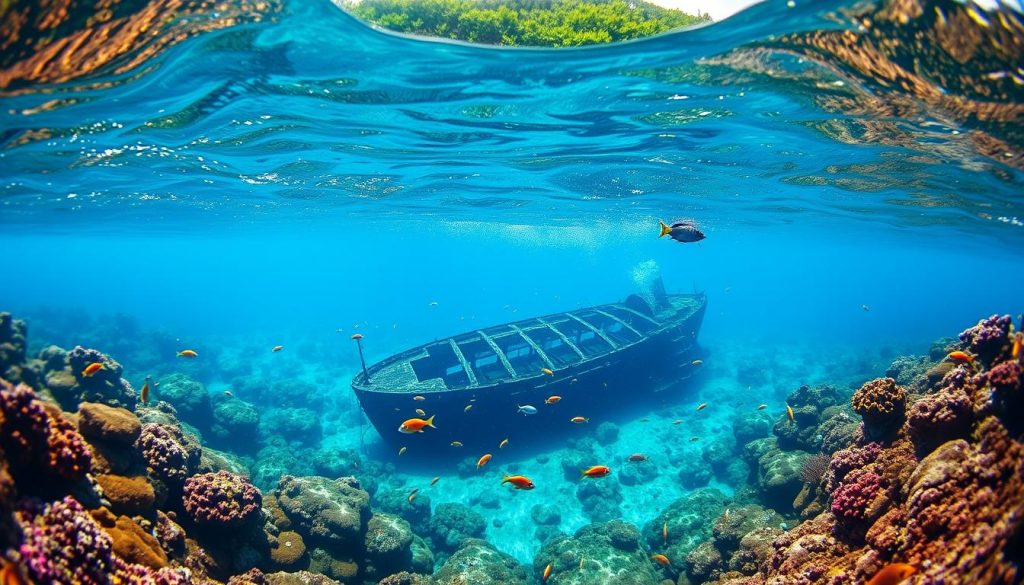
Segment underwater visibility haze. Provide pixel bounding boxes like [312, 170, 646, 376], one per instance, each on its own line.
[0, 0, 1022, 583]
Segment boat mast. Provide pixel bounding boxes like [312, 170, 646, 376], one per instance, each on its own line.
[352, 333, 369, 380]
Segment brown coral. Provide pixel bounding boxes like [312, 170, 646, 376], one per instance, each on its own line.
[851, 377, 906, 437]
[96, 473, 155, 516]
[91, 507, 168, 569]
[269, 530, 307, 568]
[78, 402, 141, 445]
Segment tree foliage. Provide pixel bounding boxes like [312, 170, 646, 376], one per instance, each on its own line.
[345, 0, 711, 46]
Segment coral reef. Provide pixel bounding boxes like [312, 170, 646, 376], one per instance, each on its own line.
[428, 502, 486, 555]
[433, 539, 528, 585]
[275, 475, 370, 550]
[65, 346, 138, 409]
[535, 520, 660, 584]
[156, 373, 214, 431]
[851, 377, 906, 438]
[183, 471, 262, 528]
[137, 422, 201, 484]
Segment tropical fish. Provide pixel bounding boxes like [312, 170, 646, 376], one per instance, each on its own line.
[477, 453, 492, 469]
[499, 438, 509, 449]
[224, 390, 233, 398]
[409, 488, 418, 496]
[540, 367, 554, 376]
[542, 563, 552, 582]
[691, 359, 703, 366]
[82, 362, 104, 377]
[581, 465, 610, 478]
[450, 441, 463, 447]
[415, 408, 426, 416]
[946, 350, 974, 364]
[570, 416, 589, 424]
[408, 493, 416, 503]
[662, 522, 668, 544]
[1012, 332, 1022, 360]
[272, 345, 284, 352]
[398, 415, 436, 434]
[628, 453, 648, 462]
[501, 474, 535, 490]
[398, 447, 407, 456]
[651, 553, 670, 566]
[464, 404, 473, 413]
[865, 563, 917, 585]
[177, 349, 198, 358]
[658, 219, 705, 243]
[786, 404, 795, 423]
[696, 403, 707, 411]
[689, 436, 700, 442]
[570, 378, 578, 384]
[413, 395, 426, 401]
[351, 333, 363, 340]
[672, 419, 682, 425]
[545, 395, 562, 404]
[430, 477, 440, 486]
[757, 404, 767, 410]
[518, 405, 537, 415]
[579, 557, 585, 570]
[140, 380, 150, 406]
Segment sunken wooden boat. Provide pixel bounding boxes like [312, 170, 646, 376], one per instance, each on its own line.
[351, 280, 707, 455]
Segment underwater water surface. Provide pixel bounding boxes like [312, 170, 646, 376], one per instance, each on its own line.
[0, 0, 1023, 583]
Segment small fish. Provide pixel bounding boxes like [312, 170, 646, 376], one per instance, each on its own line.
[691, 359, 703, 366]
[464, 404, 473, 413]
[1013, 332, 1023, 361]
[518, 404, 537, 415]
[351, 333, 363, 340]
[662, 522, 668, 544]
[570, 416, 589, 424]
[862, 304, 870, 312]
[409, 488, 419, 496]
[430, 476, 440, 486]
[946, 350, 975, 364]
[398, 415, 436, 434]
[177, 349, 198, 358]
[476, 453, 492, 469]
[543, 563, 552, 582]
[408, 493, 416, 503]
[628, 453, 648, 462]
[413, 395, 426, 401]
[689, 436, 700, 442]
[224, 390, 233, 398]
[865, 563, 917, 585]
[429, 301, 439, 307]
[651, 553, 670, 566]
[501, 474, 535, 490]
[696, 403, 707, 411]
[757, 404, 767, 410]
[545, 395, 562, 404]
[672, 419, 682, 425]
[786, 404, 795, 423]
[140, 379, 150, 406]
[450, 441, 463, 447]
[82, 362, 104, 377]
[415, 408, 426, 416]
[640, 417, 649, 422]
[724, 508, 731, 521]
[540, 367, 554, 376]
[658, 219, 705, 243]
[499, 438, 509, 449]
[570, 378, 578, 384]
[398, 447, 407, 456]
[581, 465, 610, 478]
[579, 557, 585, 570]
[272, 345, 284, 352]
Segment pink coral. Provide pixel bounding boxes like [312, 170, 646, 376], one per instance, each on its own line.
[0, 380, 91, 480]
[830, 469, 884, 522]
[987, 360, 1021, 394]
[44, 408, 92, 480]
[183, 470, 262, 527]
[823, 442, 881, 492]
[137, 423, 196, 483]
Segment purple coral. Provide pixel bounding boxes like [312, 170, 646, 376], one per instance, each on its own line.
[45, 411, 92, 480]
[830, 469, 884, 522]
[959, 314, 1012, 365]
[907, 371, 974, 453]
[137, 423, 193, 483]
[0, 380, 91, 480]
[851, 378, 906, 437]
[824, 442, 881, 492]
[183, 470, 262, 527]
[987, 360, 1022, 394]
[17, 496, 119, 584]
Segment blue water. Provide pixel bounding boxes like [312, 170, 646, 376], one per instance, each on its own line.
[1, 0, 1023, 571]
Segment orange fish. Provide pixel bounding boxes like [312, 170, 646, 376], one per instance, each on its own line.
[946, 350, 974, 364]
[581, 465, 610, 478]
[177, 349, 198, 358]
[627, 453, 648, 462]
[0, 561, 30, 585]
[542, 562, 552, 582]
[499, 438, 509, 449]
[865, 563, 917, 585]
[786, 404, 795, 423]
[82, 362, 104, 377]
[757, 404, 767, 410]
[651, 553, 670, 566]
[351, 333, 363, 340]
[1013, 332, 1022, 360]
[662, 521, 668, 544]
[413, 395, 426, 401]
[399, 415, 436, 434]
[140, 380, 150, 406]
[501, 474, 535, 490]
[545, 396, 562, 404]
[430, 477, 440, 486]
[477, 453, 492, 469]
[570, 416, 589, 424]
[272, 345, 284, 352]
[696, 403, 707, 411]
[540, 367, 554, 376]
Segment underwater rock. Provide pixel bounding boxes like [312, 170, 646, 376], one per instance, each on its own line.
[851, 377, 906, 439]
[754, 444, 811, 511]
[211, 395, 260, 450]
[884, 355, 931, 387]
[595, 421, 620, 445]
[253, 442, 317, 490]
[619, 458, 659, 486]
[0, 312, 30, 384]
[644, 488, 727, 570]
[66, 345, 137, 410]
[906, 367, 974, 455]
[276, 475, 371, 551]
[268, 530, 308, 570]
[711, 505, 784, 554]
[199, 445, 250, 475]
[157, 373, 214, 431]
[311, 447, 362, 480]
[428, 502, 485, 554]
[536, 519, 660, 584]
[91, 506, 168, 569]
[78, 402, 142, 445]
[685, 540, 724, 583]
[307, 547, 359, 582]
[576, 471, 623, 521]
[727, 526, 782, 575]
[409, 534, 433, 574]
[675, 451, 713, 489]
[362, 513, 414, 582]
[259, 407, 323, 447]
[701, 440, 735, 474]
[96, 473, 156, 516]
[375, 487, 431, 536]
[817, 411, 859, 455]
[434, 538, 529, 585]
[531, 503, 561, 526]
[183, 470, 263, 528]
[264, 570, 340, 585]
[731, 412, 772, 447]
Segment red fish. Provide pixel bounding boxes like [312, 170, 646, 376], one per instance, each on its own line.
[477, 453, 492, 469]
[82, 362, 104, 377]
[865, 563, 917, 585]
[581, 465, 610, 478]
[651, 553, 670, 566]
[501, 475, 535, 490]
[545, 395, 562, 404]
